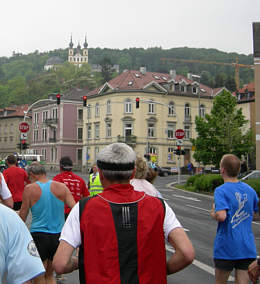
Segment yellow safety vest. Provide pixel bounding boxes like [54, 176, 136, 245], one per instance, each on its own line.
[89, 173, 103, 196]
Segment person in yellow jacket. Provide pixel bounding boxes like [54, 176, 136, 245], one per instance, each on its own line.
[88, 163, 103, 196]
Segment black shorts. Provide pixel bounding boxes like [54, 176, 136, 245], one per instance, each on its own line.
[214, 258, 256, 271]
[31, 232, 60, 262]
[13, 201, 22, 211]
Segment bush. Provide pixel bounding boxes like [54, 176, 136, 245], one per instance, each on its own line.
[193, 174, 223, 193]
[186, 174, 202, 186]
[243, 179, 260, 197]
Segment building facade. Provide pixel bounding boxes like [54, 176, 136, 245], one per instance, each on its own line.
[0, 105, 31, 158]
[68, 36, 88, 67]
[81, 68, 225, 171]
[30, 90, 86, 171]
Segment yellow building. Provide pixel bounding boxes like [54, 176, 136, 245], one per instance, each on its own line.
[0, 105, 31, 158]
[82, 68, 226, 170]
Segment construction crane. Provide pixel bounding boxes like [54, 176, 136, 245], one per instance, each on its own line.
[161, 57, 253, 90]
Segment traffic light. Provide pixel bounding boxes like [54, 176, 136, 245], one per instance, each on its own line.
[174, 145, 181, 155]
[83, 95, 87, 107]
[21, 140, 29, 150]
[144, 154, 150, 161]
[136, 97, 140, 109]
[56, 93, 61, 105]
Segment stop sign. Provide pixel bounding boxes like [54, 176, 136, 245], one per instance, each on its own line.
[19, 122, 30, 133]
[175, 129, 185, 139]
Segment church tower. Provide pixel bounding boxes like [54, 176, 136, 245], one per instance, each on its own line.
[82, 35, 88, 63]
[68, 35, 74, 63]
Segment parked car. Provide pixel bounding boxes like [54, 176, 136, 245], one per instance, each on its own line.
[157, 166, 177, 176]
[241, 170, 260, 180]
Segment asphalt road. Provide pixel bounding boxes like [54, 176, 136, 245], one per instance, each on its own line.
[47, 173, 260, 283]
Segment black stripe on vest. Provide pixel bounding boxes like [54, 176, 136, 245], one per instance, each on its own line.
[110, 202, 139, 284]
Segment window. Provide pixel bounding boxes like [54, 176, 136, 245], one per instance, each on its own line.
[192, 86, 197, 94]
[52, 108, 58, 119]
[95, 103, 100, 117]
[124, 123, 132, 137]
[94, 147, 99, 161]
[33, 130, 39, 142]
[148, 123, 155, 138]
[167, 123, 175, 139]
[78, 109, 83, 120]
[184, 125, 190, 139]
[4, 124, 7, 134]
[124, 99, 132, 113]
[10, 136, 13, 142]
[42, 128, 47, 141]
[181, 85, 186, 93]
[42, 111, 48, 122]
[95, 123, 100, 139]
[34, 112, 39, 124]
[106, 100, 111, 114]
[106, 123, 111, 138]
[148, 101, 155, 114]
[185, 103, 190, 116]
[87, 124, 92, 139]
[78, 128, 83, 140]
[77, 149, 82, 162]
[51, 147, 57, 162]
[41, 149, 47, 161]
[168, 147, 175, 161]
[0, 125, 1, 135]
[87, 105, 91, 119]
[168, 101, 175, 116]
[9, 124, 13, 134]
[199, 104, 206, 118]
[149, 147, 157, 154]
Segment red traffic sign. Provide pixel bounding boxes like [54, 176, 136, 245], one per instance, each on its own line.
[19, 122, 30, 133]
[175, 129, 185, 139]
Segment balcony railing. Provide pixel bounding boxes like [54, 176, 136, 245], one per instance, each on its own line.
[49, 137, 57, 143]
[117, 135, 137, 147]
[45, 118, 58, 125]
[184, 115, 192, 123]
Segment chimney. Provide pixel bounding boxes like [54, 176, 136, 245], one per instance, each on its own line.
[187, 73, 192, 80]
[169, 69, 176, 79]
[140, 66, 146, 75]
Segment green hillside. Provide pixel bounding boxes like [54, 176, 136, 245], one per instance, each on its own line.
[0, 47, 254, 108]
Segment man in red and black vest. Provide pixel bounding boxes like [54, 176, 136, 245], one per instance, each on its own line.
[53, 143, 195, 283]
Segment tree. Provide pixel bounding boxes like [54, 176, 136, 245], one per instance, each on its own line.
[191, 89, 254, 167]
[99, 57, 115, 83]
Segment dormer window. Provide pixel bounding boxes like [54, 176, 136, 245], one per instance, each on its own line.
[181, 85, 186, 93]
[192, 87, 197, 94]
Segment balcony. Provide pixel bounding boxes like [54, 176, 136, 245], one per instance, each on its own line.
[49, 137, 57, 143]
[184, 115, 192, 123]
[117, 135, 137, 148]
[45, 118, 58, 126]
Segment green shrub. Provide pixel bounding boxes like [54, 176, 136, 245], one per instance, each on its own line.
[243, 179, 260, 197]
[186, 174, 202, 186]
[194, 174, 223, 193]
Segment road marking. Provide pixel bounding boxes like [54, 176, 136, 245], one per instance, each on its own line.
[186, 204, 211, 212]
[165, 244, 235, 282]
[172, 194, 200, 202]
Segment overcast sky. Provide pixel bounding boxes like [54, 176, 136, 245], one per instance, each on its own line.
[0, 0, 259, 57]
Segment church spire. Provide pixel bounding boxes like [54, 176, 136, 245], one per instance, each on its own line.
[69, 35, 73, 48]
[83, 35, 88, 48]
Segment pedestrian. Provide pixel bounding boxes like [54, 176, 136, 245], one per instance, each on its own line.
[53, 156, 89, 219]
[130, 155, 162, 197]
[3, 154, 30, 211]
[88, 163, 103, 196]
[53, 142, 195, 283]
[0, 172, 13, 208]
[210, 154, 258, 284]
[19, 162, 76, 284]
[187, 161, 194, 175]
[0, 203, 45, 283]
[53, 156, 89, 281]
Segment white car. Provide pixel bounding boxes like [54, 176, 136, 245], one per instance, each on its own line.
[241, 170, 260, 180]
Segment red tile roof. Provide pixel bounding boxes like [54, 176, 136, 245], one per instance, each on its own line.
[88, 70, 223, 97]
[0, 104, 30, 118]
[237, 82, 255, 93]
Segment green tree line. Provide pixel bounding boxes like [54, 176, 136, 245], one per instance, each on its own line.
[0, 47, 254, 108]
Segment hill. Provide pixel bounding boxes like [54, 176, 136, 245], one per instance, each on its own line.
[0, 47, 254, 108]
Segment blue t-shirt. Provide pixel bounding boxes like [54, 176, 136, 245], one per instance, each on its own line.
[0, 204, 45, 284]
[30, 180, 65, 234]
[214, 181, 258, 259]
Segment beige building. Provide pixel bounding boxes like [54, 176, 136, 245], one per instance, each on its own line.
[82, 68, 225, 171]
[0, 105, 31, 158]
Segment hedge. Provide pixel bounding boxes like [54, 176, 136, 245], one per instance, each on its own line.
[243, 179, 260, 197]
[186, 174, 223, 193]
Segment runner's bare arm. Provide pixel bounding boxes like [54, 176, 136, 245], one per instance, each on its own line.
[64, 186, 76, 209]
[166, 227, 195, 275]
[2, 196, 13, 208]
[53, 240, 78, 274]
[19, 186, 31, 222]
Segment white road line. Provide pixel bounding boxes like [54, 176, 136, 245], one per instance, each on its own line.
[172, 194, 201, 202]
[186, 204, 211, 212]
[165, 244, 235, 282]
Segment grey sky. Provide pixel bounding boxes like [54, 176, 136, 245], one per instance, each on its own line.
[1, 0, 259, 57]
